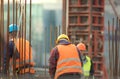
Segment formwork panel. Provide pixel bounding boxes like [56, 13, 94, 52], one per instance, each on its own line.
[79, 0, 88, 5]
[63, 0, 107, 79]
[69, 0, 78, 5]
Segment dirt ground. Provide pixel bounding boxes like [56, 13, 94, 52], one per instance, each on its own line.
[1, 68, 120, 79]
[0, 68, 51, 79]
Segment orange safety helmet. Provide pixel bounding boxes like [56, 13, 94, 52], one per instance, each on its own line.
[77, 43, 86, 51]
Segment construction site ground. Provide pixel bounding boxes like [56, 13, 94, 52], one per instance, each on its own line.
[0, 68, 120, 79]
[0, 68, 51, 79]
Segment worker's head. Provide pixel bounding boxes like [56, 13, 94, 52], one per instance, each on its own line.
[77, 43, 86, 56]
[9, 24, 19, 39]
[56, 34, 70, 44]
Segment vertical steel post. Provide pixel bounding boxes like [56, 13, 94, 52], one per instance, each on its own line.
[114, 17, 118, 79]
[0, 0, 4, 74]
[111, 18, 115, 78]
[12, 0, 16, 75]
[20, 0, 24, 76]
[0, 0, 1, 74]
[119, 20, 120, 77]
[6, 0, 10, 75]
[59, 25, 61, 35]
[50, 25, 52, 52]
[29, 0, 32, 73]
[88, 0, 93, 58]
[0, 0, 1, 73]
[108, 20, 111, 78]
[23, 0, 27, 74]
[19, 0, 22, 75]
[54, 26, 58, 46]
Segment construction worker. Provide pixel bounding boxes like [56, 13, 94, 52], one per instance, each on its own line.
[77, 43, 94, 79]
[49, 34, 83, 79]
[4, 24, 35, 79]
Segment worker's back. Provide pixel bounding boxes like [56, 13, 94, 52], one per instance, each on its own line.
[12, 38, 35, 74]
[55, 44, 82, 79]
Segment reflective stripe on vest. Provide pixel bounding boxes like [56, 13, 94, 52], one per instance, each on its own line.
[57, 58, 80, 65]
[83, 56, 91, 76]
[55, 44, 82, 79]
[56, 65, 82, 73]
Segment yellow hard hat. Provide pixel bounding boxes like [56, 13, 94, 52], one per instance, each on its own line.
[56, 34, 70, 44]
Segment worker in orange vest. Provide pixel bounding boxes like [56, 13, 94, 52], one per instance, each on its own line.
[49, 34, 83, 79]
[5, 24, 35, 78]
[77, 43, 94, 79]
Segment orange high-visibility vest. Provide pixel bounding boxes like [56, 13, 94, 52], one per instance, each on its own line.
[13, 38, 35, 74]
[54, 44, 82, 79]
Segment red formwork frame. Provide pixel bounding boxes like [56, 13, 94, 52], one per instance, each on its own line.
[62, 0, 67, 34]
[62, 0, 108, 79]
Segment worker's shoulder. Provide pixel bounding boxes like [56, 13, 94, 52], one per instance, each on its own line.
[86, 56, 91, 60]
[18, 38, 32, 47]
[18, 38, 30, 43]
[52, 46, 58, 51]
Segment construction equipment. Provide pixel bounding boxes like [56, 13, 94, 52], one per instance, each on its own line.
[62, 0, 108, 79]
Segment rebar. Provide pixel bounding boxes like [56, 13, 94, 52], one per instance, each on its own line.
[44, 26, 47, 78]
[0, 0, 4, 74]
[112, 18, 115, 79]
[0, 0, 33, 78]
[0, 0, 58, 78]
[29, 0, 32, 73]
[118, 19, 119, 77]
[108, 17, 120, 79]
[58, 25, 61, 35]
[6, 0, 10, 75]
[108, 20, 111, 78]
[55, 26, 58, 46]
[12, 0, 16, 75]
[23, 0, 27, 74]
